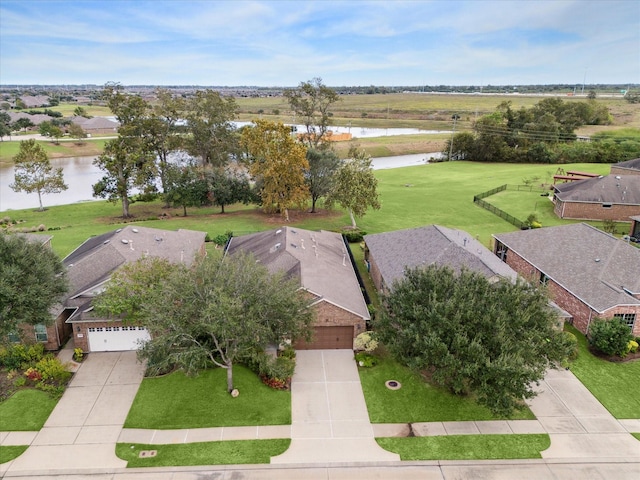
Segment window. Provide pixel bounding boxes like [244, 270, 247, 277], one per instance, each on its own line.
[614, 313, 636, 330]
[495, 241, 508, 263]
[540, 272, 549, 286]
[34, 324, 48, 342]
[602, 203, 612, 208]
[7, 332, 20, 343]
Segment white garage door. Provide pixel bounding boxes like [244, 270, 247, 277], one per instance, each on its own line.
[88, 325, 150, 352]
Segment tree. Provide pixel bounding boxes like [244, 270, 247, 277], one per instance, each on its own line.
[185, 89, 239, 167]
[93, 84, 156, 218]
[284, 77, 340, 149]
[326, 146, 380, 228]
[48, 125, 63, 144]
[73, 106, 91, 118]
[0, 111, 11, 140]
[163, 162, 209, 216]
[101, 254, 315, 392]
[241, 119, 310, 221]
[10, 139, 68, 211]
[39, 121, 53, 137]
[144, 89, 186, 201]
[304, 147, 341, 213]
[376, 266, 573, 416]
[205, 167, 256, 214]
[0, 233, 68, 341]
[13, 117, 34, 132]
[68, 123, 86, 144]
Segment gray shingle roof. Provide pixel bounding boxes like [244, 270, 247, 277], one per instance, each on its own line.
[613, 157, 640, 172]
[493, 223, 640, 312]
[226, 227, 370, 320]
[63, 226, 205, 298]
[364, 225, 518, 289]
[554, 175, 640, 205]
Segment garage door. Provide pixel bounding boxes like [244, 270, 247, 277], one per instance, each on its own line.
[88, 325, 150, 352]
[295, 326, 354, 350]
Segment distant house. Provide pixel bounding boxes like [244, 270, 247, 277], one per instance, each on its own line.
[70, 116, 119, 134]
[8, 111, 51, 127]
[63, 226, 206, 352]
[363, 225, 518, 294]
[552, 175, 640, 222]
[226, 227, 370, 349]
[610, 158, 640, 176]
[493, 223, 640, 337]
[18, 95, 50, 108]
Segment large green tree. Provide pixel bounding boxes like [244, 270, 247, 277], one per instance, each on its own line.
[10, 139, 68, 211]
[0, 111, 11, 140]
[93, 85, 156, 218]
[284, 77, 340, 149]
[305, 148, 341, 213]
[241, 119, 310, 221]
[185, 89, 238, 167]
[163, 162, 209, 216]
[326, 146, 380, 228]
[376, 265, 573, 416]
[0, 234, 68, 341]
[98, 254, 314, 393]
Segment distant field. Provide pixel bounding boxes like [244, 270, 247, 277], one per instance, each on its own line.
[0, 138, 106, 166]
[50, 103, 111, 117]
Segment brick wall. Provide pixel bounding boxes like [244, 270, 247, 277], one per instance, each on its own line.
[313, 301, 366, 339]
[601, 306, 640, 337]
[366, 251, 385, 293]
[555, 198, 640, 222]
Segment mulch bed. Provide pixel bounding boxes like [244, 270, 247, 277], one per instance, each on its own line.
[588, 347, 640, 363]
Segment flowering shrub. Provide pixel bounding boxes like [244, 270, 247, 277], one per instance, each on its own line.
[24, 367, 42, 381]
[354, 332, 378, 352]
[34, 355, 71, 384]
[627, 340, 639, 354]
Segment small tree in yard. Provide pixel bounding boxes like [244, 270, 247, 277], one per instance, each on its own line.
[10, 139, 68, 211]
[376, 265, 573, 416]
[588, 317, 633, 357]
[326, 146, 380, 228]
[68, 123, 86, 144]
[100, 254, 315, 393]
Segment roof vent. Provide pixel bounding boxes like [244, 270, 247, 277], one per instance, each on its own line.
[132, 228, 139, 233]
[103, 239, 110, 244]
[276, 229, 282, 235]
[595, 258, 601, 262]
[116, 228, 122, 233]
[121, 239, 129, 244]
[615, 176, 621, 180]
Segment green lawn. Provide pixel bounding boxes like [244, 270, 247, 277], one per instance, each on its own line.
[115, 439, 290, 467]
[565, 325, 640, 419]
[0, 390, 58, 431]
[0, 445, 28, 464]
[124, 366, 291, 429]
[0, 138, 107, 165]
[632, 433, 640, 441]
[376, 434, 550, 460]
[359, 353, 534, 423]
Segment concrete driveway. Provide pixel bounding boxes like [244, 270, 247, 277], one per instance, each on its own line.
[5, 351, 146, 475]
[271, 349, 400, 464]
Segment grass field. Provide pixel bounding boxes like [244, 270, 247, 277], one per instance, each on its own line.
[0, 138, 107, 166]
[115, 439, 290, 467]
[0, 390, 58, 431]
[376, 434, 550, 460]
[124, 366, 291, 429]
[1, 161, 618, 258]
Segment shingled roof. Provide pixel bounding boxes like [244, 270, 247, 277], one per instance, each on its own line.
[63, 226, 205, 298]
[226, 227, 370, 320]
[554, 175, 640, 205]
[493, 223, 640, 313]
[612, 157, 640, 173]
[364, 225, 518, 289]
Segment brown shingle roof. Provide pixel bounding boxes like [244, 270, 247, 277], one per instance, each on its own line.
[554, 175, 640, 205]
[612, 157, 640, 172]
[364, 225, 518, 290]
[226, 227, 370, 320]
[493, 223, 640, 312]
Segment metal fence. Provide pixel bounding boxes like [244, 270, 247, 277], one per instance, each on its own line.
[473, 184, 527, 229]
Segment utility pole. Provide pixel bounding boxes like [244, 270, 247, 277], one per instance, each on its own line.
[448, 114, 460, 161]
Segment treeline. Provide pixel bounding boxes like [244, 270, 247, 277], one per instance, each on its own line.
[444, 98, 640, 163]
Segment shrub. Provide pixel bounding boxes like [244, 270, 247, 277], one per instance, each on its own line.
[24, 367, 42, 382]
[245, 351, 295, 389]
[341, 229, 367, 243]
[279, 344, 296, 360]
[212, 230, 233, 246]
[355, 352, 377, 367]
[588, 317, 633, 357]
[354, 332, 378, 352]
[563, 331, 579, 361]
[73, 348, 84, 362]
[627, 340, 639, 354]
[0, 343, 45, 370]
[34, 355, 71, 384]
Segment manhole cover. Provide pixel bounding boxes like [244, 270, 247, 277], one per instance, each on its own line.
[385, 380, 401, 390]
[139, 450, 157, 458]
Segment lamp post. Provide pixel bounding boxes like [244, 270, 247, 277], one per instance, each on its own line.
[448, 114, 460, 161]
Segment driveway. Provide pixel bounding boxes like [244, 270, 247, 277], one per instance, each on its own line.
[5, 351, 146, 475]
[271, 349, 400, 463]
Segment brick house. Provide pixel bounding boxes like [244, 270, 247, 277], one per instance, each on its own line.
[364, 225, 520, 294]
[225, 227, 370, 349]
[493, 223, 640, 337]
[630, 215, 640, 239]
[63, 226, 206, 352]
[610, 157, 640, 177]
[552, 175, 640, 222]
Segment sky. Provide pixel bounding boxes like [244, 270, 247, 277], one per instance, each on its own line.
[1, 0, 638, 87]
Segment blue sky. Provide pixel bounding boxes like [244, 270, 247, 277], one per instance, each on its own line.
[1, 0, 638, 86]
